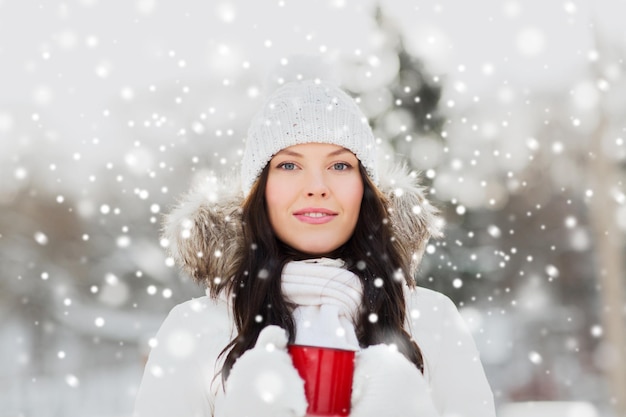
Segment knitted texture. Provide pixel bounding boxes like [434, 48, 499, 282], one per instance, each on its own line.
[241, 79, 378, 195]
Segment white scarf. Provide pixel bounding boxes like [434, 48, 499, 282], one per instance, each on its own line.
[281, 258, 362, 351]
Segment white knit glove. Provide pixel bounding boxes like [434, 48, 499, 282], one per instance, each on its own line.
[216, 326, 308, 417]
[350, 344, 440, 417]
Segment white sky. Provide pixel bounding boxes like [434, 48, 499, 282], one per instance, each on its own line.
[0, 0, 623, 150]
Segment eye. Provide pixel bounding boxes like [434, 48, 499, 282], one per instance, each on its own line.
[332, 162, 351, 171]
[278, 162, 297, 170]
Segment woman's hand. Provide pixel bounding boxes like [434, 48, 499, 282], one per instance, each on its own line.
[215, 326, 308, 417]
[350, 344, 439, 417]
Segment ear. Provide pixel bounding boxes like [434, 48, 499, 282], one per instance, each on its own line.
[377, 159, 444, 278]
[162, 173, 244, 289]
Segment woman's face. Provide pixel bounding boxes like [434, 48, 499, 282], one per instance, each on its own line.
[265, 142, 364, 256]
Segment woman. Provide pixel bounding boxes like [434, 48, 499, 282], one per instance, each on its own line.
[133, 77, 496, 417]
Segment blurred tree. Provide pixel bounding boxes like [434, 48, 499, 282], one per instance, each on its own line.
[348, 5, 487, 301]
[370, 6, 445, 145]
[345, 4, 617, 412]
[584, 27, 626, 416]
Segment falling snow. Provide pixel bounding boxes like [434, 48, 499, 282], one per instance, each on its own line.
[1, 0, 625, 416]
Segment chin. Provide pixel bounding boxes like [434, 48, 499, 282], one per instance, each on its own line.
[279, 233, 350, 258]
[283, 239, 341, 258]
[293, 241, 344, 257]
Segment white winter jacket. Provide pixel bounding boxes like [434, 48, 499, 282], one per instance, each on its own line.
[133, 285, 495, 417]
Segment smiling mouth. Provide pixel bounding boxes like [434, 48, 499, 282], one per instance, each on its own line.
[293, 209, 337, 224]
[300, 212, 334, 218]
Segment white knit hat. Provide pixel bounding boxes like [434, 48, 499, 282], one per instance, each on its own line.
[241, 79, 378, 196]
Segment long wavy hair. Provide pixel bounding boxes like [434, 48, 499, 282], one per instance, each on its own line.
[217, 163, 424, 382]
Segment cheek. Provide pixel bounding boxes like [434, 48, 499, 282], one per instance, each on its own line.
[264, 191, 278, 226]
[340, 178, 364, 214]
[265, 176, 283, 208]
[265, 176, 290, 225]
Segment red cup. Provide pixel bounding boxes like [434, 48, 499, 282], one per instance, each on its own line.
[288, 345, 355, 417]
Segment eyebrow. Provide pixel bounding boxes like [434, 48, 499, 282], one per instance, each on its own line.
[274, 148, 353, 158]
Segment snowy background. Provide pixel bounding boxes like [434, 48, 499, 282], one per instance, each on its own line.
[1, 0, 625, 416]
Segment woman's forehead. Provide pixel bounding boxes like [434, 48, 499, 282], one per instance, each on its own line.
[274, 143, 356, 158]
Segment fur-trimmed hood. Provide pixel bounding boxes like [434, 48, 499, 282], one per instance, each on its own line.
[163, 160, 443, 288]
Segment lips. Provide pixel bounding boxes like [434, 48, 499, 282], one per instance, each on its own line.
[293, 208, 337, 224]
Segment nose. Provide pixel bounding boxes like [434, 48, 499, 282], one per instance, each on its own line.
[304, 170, 329, 198]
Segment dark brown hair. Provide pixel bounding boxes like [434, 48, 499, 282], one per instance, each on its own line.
[217, 163, 423, 382]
